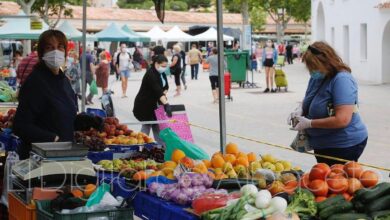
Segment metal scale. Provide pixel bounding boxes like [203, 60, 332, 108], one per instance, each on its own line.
[11, 142, 96, 203]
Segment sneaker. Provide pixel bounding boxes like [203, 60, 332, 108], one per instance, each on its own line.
[184, 85, 188, 90]
[271, 89, 276, 93]
[263, 88, 270, 93]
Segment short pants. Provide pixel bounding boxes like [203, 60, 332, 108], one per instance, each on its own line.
[209, 75, 219, 90]
[120, 70, 130, 78]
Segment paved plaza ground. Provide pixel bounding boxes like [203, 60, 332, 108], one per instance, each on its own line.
[88, 61, 390, 179]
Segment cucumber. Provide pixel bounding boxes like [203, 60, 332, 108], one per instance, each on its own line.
[366, 195, 390, 213]
[317, 195, 345, 211]
[371, 210, 390, 220]
[353, 200, 366, 213]
[319, 201, 354, 220]
[328, 213, 372, 220]
[360, 182, 390, 203]
[354, 187, 370, 199]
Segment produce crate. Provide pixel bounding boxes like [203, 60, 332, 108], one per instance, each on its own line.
[87, 143, 161, 164]
[0, 131, 20, 151]
[8, 192, 36, 220]
[36, 200, 133, 220]
[0, 102, 17, 114]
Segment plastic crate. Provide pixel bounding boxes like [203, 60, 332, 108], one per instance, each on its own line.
[36, 200, 133, 220]
[0, 130, 20, 151]
[8, 192, 36, 220]
[86, 108, 107, 118]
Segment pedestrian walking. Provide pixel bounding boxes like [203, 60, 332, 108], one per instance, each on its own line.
[278, 42, 286, 55]
[113, 48, 120, 80]
[65, 51, 81, 99]
[81, 46, 96, 105]
[262, 40, 278, 93]
[188, 44, 202, 80]
[289, 42, 368, 166]
[115, 43, 132, 98]
[95, 52, 110, 95]
[133, 55, 171, 145]
[178, 45, 187, 90]
[170, 45, 182, 97]
[205, 47, 221, 103]
[286, 42, 293, 64]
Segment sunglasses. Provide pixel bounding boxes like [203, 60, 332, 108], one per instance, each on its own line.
[308, 45, 323, 55]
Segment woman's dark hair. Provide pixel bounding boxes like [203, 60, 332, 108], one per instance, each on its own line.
[212, 47, 218, 55]
[37, 30, 68, 62]
[152, 54, 168, 64]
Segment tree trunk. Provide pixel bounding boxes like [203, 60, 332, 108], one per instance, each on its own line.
[240, 0, 249, 49]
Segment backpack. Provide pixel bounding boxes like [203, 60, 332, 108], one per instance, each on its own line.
[115, 52, 132, 66]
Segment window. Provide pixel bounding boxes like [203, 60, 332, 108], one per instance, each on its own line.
[360, 23, 368, 60]
[331, 27, 335, 46]
[343, 25, 350, 64]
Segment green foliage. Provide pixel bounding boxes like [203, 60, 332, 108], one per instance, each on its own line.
[167, 1, 188, 11]
[185, 0, 211, 9]
[289, 0, 311, 22]
[250, 6, 266, 32]
[116, 0, 154, 9]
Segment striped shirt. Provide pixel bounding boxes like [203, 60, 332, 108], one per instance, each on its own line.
[16, 52, 38, 86]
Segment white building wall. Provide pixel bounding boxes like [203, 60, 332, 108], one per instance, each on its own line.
[311, 0, 390, 84]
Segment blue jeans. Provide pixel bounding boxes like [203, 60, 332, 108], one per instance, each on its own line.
[191, 64, 199, 80]
[120, 70, 130, 78]
[314, 137, 368, 166]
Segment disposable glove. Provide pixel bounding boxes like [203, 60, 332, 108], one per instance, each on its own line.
[287, 103, 303, 125]
[292, 116, 312, 131]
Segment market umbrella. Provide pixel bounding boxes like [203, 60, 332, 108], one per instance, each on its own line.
[121, 25, 150, 42]
[165, 25, 194, 42]
[0, 11, 49, 40]
[57, 20, 82, 40]
[192, 27, 234, 41]
[143, 26, 168, 42]
[95, 23, 135, 42]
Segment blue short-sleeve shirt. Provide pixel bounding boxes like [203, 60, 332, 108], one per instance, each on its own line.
[303, 72, 368, 149]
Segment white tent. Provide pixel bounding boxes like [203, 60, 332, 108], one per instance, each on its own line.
[192, 27, 234, 41]
[165, 25, 194, 42]
[142, 26, 168, 42]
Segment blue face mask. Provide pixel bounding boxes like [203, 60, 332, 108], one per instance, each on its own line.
[310, 71, 325, 80]
[68, 57, 74, 64]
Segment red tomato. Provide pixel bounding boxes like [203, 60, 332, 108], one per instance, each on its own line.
[309, 179, 329, 197]
[192, 194, 230, 214]
[284, 181, 299, 195]
[300, 173, 310, 189]
[344, 161, 363, 178]
[360, 170, 379, 188]
[327, 175, 349, 194]
[348, 178, 363, 195]
[315, 196, 328, 202]
[310, 163, 331, 181]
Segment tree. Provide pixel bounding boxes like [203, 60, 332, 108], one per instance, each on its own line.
[116, 0, 154, 9]
[250, 6, 266, 33]
[31, 0, 74, 28]
[290, 0, 311, 42]
[185, 0, 211, 9]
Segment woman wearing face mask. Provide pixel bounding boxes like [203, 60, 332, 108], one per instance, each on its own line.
[170, 45, 182, 97]
[288, 42, 368, 165]
[13, 30, 102, 159]
[262, 40, 278, 93]
[133, 55, 171, 144]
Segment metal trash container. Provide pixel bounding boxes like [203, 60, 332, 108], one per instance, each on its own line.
[224, 51, 249, 85]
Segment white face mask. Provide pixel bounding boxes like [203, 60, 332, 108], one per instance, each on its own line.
[267, 42, 272, 47]
[121, 48, 127, 53]
[157, 66, 167, 73]
[43, 50, 65, 69]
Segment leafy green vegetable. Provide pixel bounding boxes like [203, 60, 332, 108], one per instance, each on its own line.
[286, 188, 317, 218]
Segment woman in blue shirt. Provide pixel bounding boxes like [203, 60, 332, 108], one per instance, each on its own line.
[289, 42, 368, 165]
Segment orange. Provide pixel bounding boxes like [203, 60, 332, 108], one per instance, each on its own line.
[71, 189, 83, 198]
[179, 157, 195, 169]
[237, 152, 248, 160]
[84, 184, 96, 198]
[212, 152, 223, 159]
[223, 154, 237, 165]
[247, 152, 257, 163]
[193, 163, 208, 174]
[236, 157, 249, 167]
[163, 161, 177, 169]
[133, 171, 148, 181]
[207, 171, 216, 179]
[215, 173, 228, 180]
[202, 159, 211, 168]
[226, 143, 239, 155]
[171, 149, 186, 163]
[211, 155, 225, 168]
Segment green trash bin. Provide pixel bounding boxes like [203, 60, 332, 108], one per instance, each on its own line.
[224, 51, 250, 85]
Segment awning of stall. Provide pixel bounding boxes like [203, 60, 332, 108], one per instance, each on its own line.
[165, 25, 194, 42]
[191, 27, 234, 41]
[0, 11, 49, 40]
[121, 25, 150, 42]
[95, 23, 136, 42]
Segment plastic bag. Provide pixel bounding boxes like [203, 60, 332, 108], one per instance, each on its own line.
[89, 80, 98, 95]
[1, 151, 19, 207]
[160, 128, 209, 161]
[86, 183, 110, 207]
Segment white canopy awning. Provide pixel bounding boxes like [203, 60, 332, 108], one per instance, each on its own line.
[165, 25, 194, 42]
[142, 26, 168, 42]
[192, 27, 234, 41]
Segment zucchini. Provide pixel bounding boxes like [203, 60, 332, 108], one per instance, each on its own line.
[328, 213, 372, 220]
[353, 200, 366, 213]
[317, 195, 345, 211]
[371, 210, 390, 220]
[360, 183, 390, 203]
[366, 195, 390, 213]
[211, 178, 258, 190]
[319, 201, 353, 220]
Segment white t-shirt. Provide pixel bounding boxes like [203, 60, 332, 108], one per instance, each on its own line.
[119, 53, 131, 71]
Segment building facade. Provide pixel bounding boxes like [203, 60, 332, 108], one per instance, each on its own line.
[311, 0, 390, 84]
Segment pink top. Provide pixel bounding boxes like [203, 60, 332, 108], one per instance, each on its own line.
[266, 49, 274, 59]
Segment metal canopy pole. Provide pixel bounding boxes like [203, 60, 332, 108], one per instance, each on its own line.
[216, 0, 226, 153]
[81, 0, 87, 112]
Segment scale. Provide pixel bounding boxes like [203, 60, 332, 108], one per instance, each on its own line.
[11, 142, 97, 203]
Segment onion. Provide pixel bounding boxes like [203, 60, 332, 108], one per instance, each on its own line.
[178, 174, 192, 188]
[148, 182, 160, 194]
[168, 188, 181, 201]
[191, 174, 205, 186]
[173, 190, 189, 205]
[202, 174, 213, 188]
